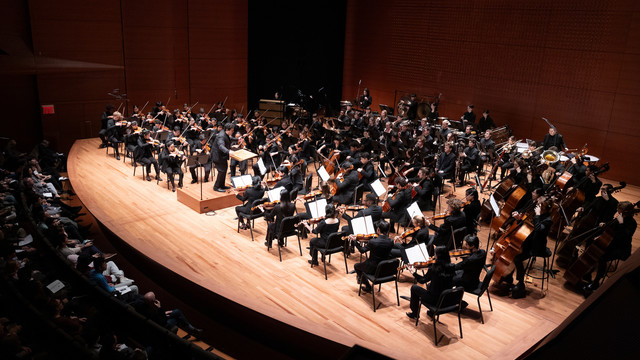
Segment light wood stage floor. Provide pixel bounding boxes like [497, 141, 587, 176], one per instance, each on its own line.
[68, 138, 640, 359]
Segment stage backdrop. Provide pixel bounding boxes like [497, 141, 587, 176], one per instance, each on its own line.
[14, 0, 247, 153]
[342, 0, 640, 185]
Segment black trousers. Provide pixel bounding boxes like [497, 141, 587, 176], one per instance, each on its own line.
[214, 161, 227, 189]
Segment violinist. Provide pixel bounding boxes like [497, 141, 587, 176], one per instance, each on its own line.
[391, 215, 429, 263]
[332, 162, 359, 205]
[301, 204, 340, 266]
[124, 121, 140, 156]
[106, 111, 124, 160]
[235, 176, 265, 230]
[502, 198, 553, 299]
[263, 189, 296, 249]
[452, 234, 486, 291]
[582, 201, 636, 295]
[408, 167, 434, 211]
[350, 220, 394, 293]
[426, 198, 467, 253]
[259, 134, 282, 173]
[229, 132, 248, 177]
[134, 130, 162, 182]
[381, 177, 413, 230]
[357, 153, 376, 190]
[99, 104, 115, 148]
[272, 166, 294, 192]
[167, 126, 183, 147]
[457, 138, 479, 186]
[188, 134, 212, 184]
[212, 123, 235, 193]
[405, 245, 455, 320]
[159, 141, 185, 192]
[463, 188, 482, 234]
[185, 118, 201, 148]
[339, 193, 383, 234]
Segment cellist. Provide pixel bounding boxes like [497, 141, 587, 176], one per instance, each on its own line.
[582, 201, 636, 295]
[500, 198, 553, 299]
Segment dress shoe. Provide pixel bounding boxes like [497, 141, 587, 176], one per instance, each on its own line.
[461, 300, 469, 309]
[172, 187, 176, 192]
[511, 283, 526, 299]
[214, 188, 225, 193]
[187, 327, 203, 337]
[221, 185, 230, 189]
[146, 175, 152, 182]
[116, 155, 121, 160]
[308, 260, 319, 266]
[400, 295, 411, 301]
[348, 269, 356, 274]
[71, 206, 83, 212]
[406, 312, 417, 320]
[360, 285, 372, 293]
[191, 179, 198, 184]
[156, 176, 162, 181]
[99, 143, 107, 149]
[178, 182, 183, 188]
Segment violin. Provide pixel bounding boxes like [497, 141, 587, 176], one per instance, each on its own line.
[343, 233, 376, 242]
[294, 189, 322, 202]
[300, 216, 325, 226]
[253, 199, 280, 211]
[340, 204, 366, 212]
[398, 249, 472, 271]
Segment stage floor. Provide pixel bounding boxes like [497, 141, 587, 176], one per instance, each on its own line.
[68, 138, 640, 359]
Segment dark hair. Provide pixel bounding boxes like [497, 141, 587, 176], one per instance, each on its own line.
[434, 246, 451, 266]
[278, 166, 289, 175]
[602, 183, 613, 194]
[532, 188, 544, 197]
[280, 189, 291, 203]
[325, 204, 336, 218]
[375, 220, 390, 234]
[173, 126, 181, 132]
[199, 134, 206, 141]
[224, 123, 234, 131]
[468, 104, 474, 109]
[360, 153, 370, 160]
[349, 141, 359, 148]
[464, 234, 479, 249]
[484, 109, 489, 114]
[93, 255, 105, 269]
[540, 199, 553, 214]
[365, 193, 378, 203]
[395, 177, 408, 188]
[587, 164, 599, 173]
[465, 187, 478, 200]
[252, 176, 261, 187]
[341, 162, 352, 170]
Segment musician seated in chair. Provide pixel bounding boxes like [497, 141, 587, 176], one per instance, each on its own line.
[263, 189, 296, 248]
[340, 193, 383, 234]
[302, 204, 341, 266]
[357, 153, 376, 191]
[188, 134, 212, 184]
[408, 167, 435, 211]
[381, 177, 413, 230]
[452, 234, 486, 291]
[457, 138, 479, 186]
[435, 142, 456, 182]
[463, 188, 482, 234]
[582, 201, 636, 296]
[235, 176, 265, 230]
[350, 220, 394, 293]
[332, 162, 359, 205]
[426, 198, 467, 254]
[391, 215, 429, 263]
[500, 198, 553, 299]
[405, 245, 456, 320]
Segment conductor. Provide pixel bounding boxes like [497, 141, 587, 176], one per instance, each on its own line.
[212, 123, 235, 192]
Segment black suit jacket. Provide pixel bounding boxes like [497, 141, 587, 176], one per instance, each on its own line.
[212, 131, 231, 165]
[437, 152, 456, 178]
[430, 212, 467, 247]
[454, 249, 486, 290]
[356, 235, 393, 274]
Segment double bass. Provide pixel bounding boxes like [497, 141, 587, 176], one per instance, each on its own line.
[491, 211, 535, 283]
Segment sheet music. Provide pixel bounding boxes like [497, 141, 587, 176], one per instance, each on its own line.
[370, 179, 386, 197]
[351, 215, 375, 235]
[406, 202, 422, 219]
[18, 234, 33, 247]
[308, 198, 327, 219]
[489, 194, 500, 215]
[46, 279, 65, 294]
[257, 158, 267, 175]
[267, 186, 285, 201]
[318, 166, 330, 182]
[231, 174, 252, 187]
[405, 243, 430, 264]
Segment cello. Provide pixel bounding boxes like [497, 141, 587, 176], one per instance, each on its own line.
[563, 201, 640, 285]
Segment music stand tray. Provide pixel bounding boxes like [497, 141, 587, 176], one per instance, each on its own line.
[231, 149, 257, 162]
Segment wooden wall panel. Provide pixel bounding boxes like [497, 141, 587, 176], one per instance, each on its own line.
[24, 0, 247, 153]
[343, 0, 640, 184]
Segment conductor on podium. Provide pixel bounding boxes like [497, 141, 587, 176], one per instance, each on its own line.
[212, 123, 235, 192]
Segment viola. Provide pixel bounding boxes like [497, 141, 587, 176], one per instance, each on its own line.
[343, 233, 376, 242]
[398, 249, 472, 271]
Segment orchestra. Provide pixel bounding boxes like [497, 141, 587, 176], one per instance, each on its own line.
[96, 88, 638, 323]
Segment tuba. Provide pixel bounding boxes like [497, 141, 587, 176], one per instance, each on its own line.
[541, 149, 559, 165]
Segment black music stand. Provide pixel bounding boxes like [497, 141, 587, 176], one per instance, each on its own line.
[186, 153, 211, 200]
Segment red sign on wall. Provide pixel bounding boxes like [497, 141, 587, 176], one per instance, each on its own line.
[42, 105, 55, 115]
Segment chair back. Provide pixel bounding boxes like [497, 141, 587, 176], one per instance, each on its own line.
[354, 184, 364, 205]
[479, 265, 496, 295]
[374, 258, 400, 281]
[278, 215, 299, 238]
[451, 226, 467, 249]
[325, 231, 346, 250]
[437, 286, 464, 310]
[290, 188, 299, 202]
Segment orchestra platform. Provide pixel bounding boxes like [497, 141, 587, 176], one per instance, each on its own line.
[67, 138, 640, 359]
